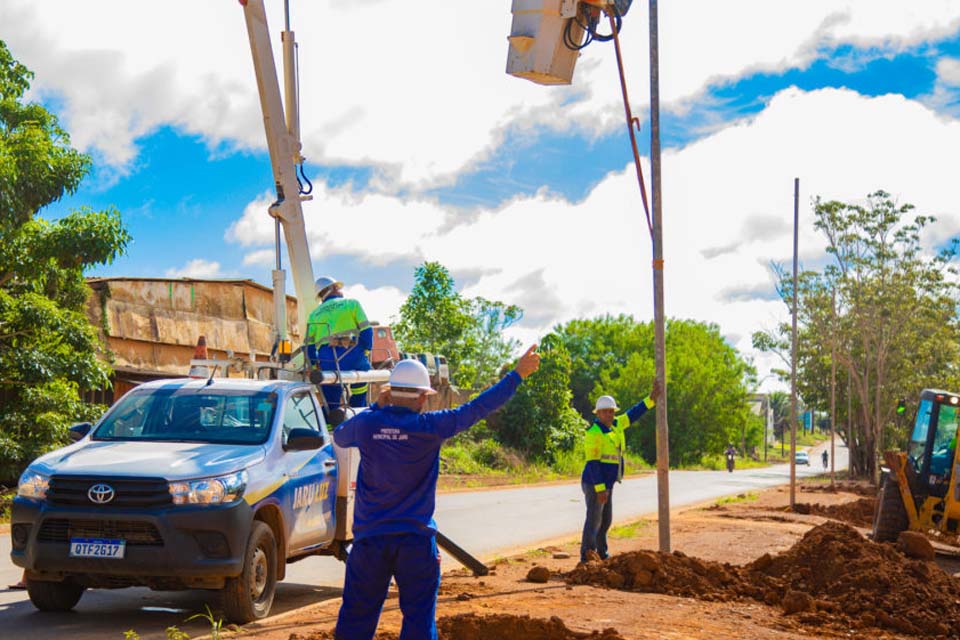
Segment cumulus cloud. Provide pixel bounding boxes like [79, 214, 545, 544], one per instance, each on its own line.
[4, 1, 960, 186]
[164, 259, 223, 279]
[226, 86, 960, 384]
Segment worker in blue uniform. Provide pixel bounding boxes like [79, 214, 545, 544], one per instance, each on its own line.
[333, 345, 541, 640]
[581, 382, 661, 564]
[305, 275, 373, 411]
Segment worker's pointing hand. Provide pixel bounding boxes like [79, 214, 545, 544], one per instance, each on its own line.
[515, 344, 541, 380]
[651, 378, 663, 402]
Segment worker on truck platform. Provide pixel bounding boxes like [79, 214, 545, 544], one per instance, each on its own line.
[305, 275, 373, 411]
[581, 381, 661, 564]
[332, 345, 542, 640]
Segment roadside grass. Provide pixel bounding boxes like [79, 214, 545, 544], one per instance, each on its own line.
[608, 518, 652, 540]
[0, 487, 14, 525]
[715, 491, 758, 506]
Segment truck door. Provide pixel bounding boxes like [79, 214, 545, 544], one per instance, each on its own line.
[281, 391, 338, 553]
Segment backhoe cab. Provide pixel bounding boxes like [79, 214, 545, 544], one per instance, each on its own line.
[873, 389, 960, 542]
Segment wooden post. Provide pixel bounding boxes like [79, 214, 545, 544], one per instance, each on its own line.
[790, 178, 799, 509]
[649, 0, 670, 553]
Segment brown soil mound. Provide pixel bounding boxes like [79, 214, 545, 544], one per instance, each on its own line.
[792, 496, 875, 526]
[566, 548, 760, 602]
[438, 613, 626, 639]
[290, 614, 625, 640]
[749, 520, 960, 636]
[568, 521, 960, 637]
[800, 481, 875, 497]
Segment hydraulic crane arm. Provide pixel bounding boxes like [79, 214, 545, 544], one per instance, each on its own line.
[240, 0, 314, 339]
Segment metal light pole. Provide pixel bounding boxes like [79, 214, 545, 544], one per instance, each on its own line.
[649, 0, 670, 553]
[790, 178, 799, 509]
[830, 288, 837, 487]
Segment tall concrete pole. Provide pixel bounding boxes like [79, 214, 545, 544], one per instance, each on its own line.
[649, 0, 670, 552]
[790, 178, 799, 509]
[830, 287, 837, 487]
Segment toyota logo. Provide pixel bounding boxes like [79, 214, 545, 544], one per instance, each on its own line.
[87, 483, 115, 504]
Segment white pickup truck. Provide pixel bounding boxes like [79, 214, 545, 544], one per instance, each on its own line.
[10, 377, 358, 623]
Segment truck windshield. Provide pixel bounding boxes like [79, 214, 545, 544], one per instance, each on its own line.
[93, 388, 278, 445]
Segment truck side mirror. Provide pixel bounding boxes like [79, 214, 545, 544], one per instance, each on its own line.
[69, 422, 93, 442]
[284, 427, 324, 451]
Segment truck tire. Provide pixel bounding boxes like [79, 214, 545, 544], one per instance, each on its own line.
[26, 578, 85, 612]
[873, 474, 909, 542]
[222, 521, 278, 623]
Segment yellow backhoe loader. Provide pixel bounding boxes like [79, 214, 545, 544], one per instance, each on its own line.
[873, 389, 960, 541]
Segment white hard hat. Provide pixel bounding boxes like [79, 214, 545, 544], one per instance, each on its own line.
[594, 395, 619, 412]
[387, 360, 437, 396]
[314, 275, 343, 298]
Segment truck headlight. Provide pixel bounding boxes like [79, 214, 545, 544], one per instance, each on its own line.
[18, 469, 50, 501]
[169, 470, 247, 505]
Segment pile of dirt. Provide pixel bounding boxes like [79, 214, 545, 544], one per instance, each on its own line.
[568, 521, 960, 637]
[749, 520, 960, 636]
[289, 614, 625, 640]
[800, 481, 876, 497]
[438, 614, 626, 639]
[566, 547, 761, 602]
[791, 496, 875, 526]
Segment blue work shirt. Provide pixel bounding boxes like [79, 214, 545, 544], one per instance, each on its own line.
[333, 371, 522, 540]
[581, 399, 652, 491]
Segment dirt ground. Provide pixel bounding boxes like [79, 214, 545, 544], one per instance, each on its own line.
[230, 479, 960, 640]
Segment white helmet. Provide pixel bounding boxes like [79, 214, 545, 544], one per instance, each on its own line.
[314, 275, 343, 299]
[594, 395, 619, 412]
[387, 360, 437, 396]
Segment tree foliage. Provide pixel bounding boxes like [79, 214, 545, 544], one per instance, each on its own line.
[0, 41, 130, 481]
[393, 262, 521, 388]
[492, 334, 585, 461]
[557, 315, 757, 466]
[754, 191, 960, 479]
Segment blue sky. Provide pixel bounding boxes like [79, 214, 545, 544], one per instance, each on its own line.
[6, 1, 960, 383]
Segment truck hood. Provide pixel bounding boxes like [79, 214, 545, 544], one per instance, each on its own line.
[33, 440, 266, 480]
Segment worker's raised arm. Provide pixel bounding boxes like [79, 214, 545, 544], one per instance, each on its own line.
[427, 344, 540, 439]
[333, 413, 361, 448]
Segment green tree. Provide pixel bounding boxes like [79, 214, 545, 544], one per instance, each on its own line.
[756, 191, 960, 478]
[558, 316, 756, 466]
[393, 262, 521, 389]
[0, 41, 130, 481]
[493, 334, 585, 460]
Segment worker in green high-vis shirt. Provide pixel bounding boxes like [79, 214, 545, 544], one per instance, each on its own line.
[580, 380, 661, 563]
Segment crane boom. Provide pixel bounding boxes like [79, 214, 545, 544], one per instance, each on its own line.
[240, 0, 315, 339]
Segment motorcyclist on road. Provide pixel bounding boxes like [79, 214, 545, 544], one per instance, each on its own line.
[725, 444, 737, 473]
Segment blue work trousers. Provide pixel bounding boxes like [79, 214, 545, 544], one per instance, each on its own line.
[580, 481, 613, 563]
[335, 533, 441, 640]
[321, 383, 368, 410]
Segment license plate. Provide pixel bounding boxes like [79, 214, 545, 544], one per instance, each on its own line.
[69, 538, 125, 559]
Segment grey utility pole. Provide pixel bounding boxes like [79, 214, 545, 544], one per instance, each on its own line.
[830, 288, 837, 487]
[649, 0, 670, 552]
[790, 178, 799, 509]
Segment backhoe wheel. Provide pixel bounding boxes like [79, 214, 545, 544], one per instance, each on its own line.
[26, 578, 85, 611]
[873, 473, 909, 543]
[221, 521, 278, 623]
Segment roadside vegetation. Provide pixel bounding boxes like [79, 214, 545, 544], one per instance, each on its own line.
[0, 42, 128, 485]
[1, 486, 13, 524]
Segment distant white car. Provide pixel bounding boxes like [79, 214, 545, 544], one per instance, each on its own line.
[795, 451, 810, 466]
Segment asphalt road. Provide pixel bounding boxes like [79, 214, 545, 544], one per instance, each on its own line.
[0, 442, 847, 640]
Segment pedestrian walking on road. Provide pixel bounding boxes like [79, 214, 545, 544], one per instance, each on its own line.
[580, 380, 661, 564]
[822, 449, 829, 469]
[333, 345, 541, 640]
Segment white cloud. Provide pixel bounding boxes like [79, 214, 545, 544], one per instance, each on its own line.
[3, 1, 960, 186]
[341, 284, 407, 326]
[243, 249, 276, 267]
[164, 259, 223, 279]
[228, 87, 960, 386]
[937, 57, 960, 86]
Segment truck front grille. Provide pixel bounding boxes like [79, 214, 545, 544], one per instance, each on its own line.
[47, 475, 172, 508]
[37, 518, 164, 546]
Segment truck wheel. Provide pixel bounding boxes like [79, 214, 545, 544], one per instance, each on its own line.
[222, 521, 278, 623]
[873, 474, 909, 542]
[26, 578, 85, 611]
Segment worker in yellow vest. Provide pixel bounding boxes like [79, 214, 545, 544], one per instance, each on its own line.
[580, 381, 661, 563]
[305, 276, 373, 411]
